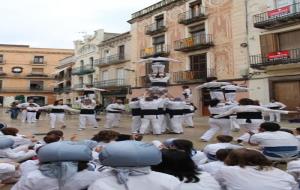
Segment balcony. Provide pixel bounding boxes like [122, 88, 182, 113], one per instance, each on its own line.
[93, 79, 129, 88]
[145, 23, 167, 35]
[0, 87, 54, 93]
[27, 72, 49, 77]
[250, 48, 300, 69]
[178, 8, 207, 25]
[253, 2, 300, 29]
[174, 34, 213, 52]
[95, 54, 129, 67]
[31, 61, 46, 65]
[54, 86, 71, 94]
[140, 44, 170, 58]
[71, 64, 95, 75]
[172, 70, 207, 83]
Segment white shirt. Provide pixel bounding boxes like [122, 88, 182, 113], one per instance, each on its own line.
[221, 85, 248, 92]
[19, 160, 39, 177]
[5, 135, 32, 148]
[0, 163, 16, 180]
[106, 103, 125, 113]
[203, 143, 242, 156]
[196, 81, 231, 89]
[88, 170, 181, 190]
[12, 169, 104, 190]
[192, 151, 207, 165]
[176, 172, 221, 190]
[215, 166, 298, 190]
[209, 104, 236, 115]
[264, 102, 287, 109]
[198, 161, 224, 177]
[139, 99, 161, 110]
[41, 105, 79, 113]
[250, 131, 299, 147]
[166, 101, 185, 110]
[17, 102, 40, 108]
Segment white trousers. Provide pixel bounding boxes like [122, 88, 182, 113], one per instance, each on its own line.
[210, 91, 225, 101]
[21, 110, 27, 122]
[183, 114, 194, 127]
[105, 113, 121, 128]
[49, 113, 65, 129]
[158, 115, 167, 133]
[269, 112, 281, 123]
[201, 118, 231, 141]
[225, 92, 236, 102]
[131, 116, 141, 133]
[140, 115, 161, 135]
[230, 116, 240, 131]
[152, 64, 165, 76]
[237, 119, 264, 142]
[169, 115, 183, 134]
[79, 114, 98, 129]
[26, 112, 36, 123]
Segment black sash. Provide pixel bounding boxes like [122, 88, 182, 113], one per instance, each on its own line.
[151, 82, 167, 87]
[166, 109, 184, 118]
[208, 87, 222, 92]
[80, 109, 95, 115]
[183, 109, 193, 114]
[270, 106, 281, 110]
[210, 114, 230, 119]
[51, 109, 65, 113]
[27, 110, 36, 113]
[224, 90, 236, 94]
[157, 108, 165, 115]
[237, 112, 263, 123]
[108, 110, 122, 114]
[140, 109, 158, 118]
[131, 108, 141, 116]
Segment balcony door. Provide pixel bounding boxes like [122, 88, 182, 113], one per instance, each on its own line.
[155, 14, 164, 29]
[153, 35, 165, 54]
[118, 45, 125, 60]
[116, 68, 125, 86]
[189, 24, 205, 44]
[189, 0, 202, 17]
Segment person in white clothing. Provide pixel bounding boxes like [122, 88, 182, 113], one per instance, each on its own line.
[105, 99, 125, 129]
[129, 98, 141, 133]
[200, 99, 236, 141]
[198, 149, 232, 177]
[214, 98, 291, 142]
[152, 149, 221, 190]
[12, 142, 103, 190]
[26, 104, 40, 123]
[17, 100, 40, 123]
[77, 98, 98, 131]
[166, 98, 185, 134]
[203, 135, 241, 161]
[264, 99, 287, 122]
[249, 122, 299, 161]
[182, 101, 196, 128]
[89, 141, 181, 190]
[148, 74, 170, 94]
[151, 61, 166, 77]
[215, 148, 298, 190]
[287, 159, 300, 187]
[221, 84, 248, 103]
[0, 163, 20, 186]
[196, 77, 231, 101]
[42, 99, 79, 129]
[182, 86, 192, 101]
[1, 127, 36, 148]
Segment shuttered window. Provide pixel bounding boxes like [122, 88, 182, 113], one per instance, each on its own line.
[279, 30, 300, 50]
[260, 34, 279, 56]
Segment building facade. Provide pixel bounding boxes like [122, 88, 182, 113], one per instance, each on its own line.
[54, 55, 75, 105]
[247, 0, 300, 110]
[0, 44, 73, 107]
[129, 0, 249, 115]
[95, 32, 133, 107]
[71, 29, 119, 103]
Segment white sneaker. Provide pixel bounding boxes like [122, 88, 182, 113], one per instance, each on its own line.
[78, 128, 85, 131]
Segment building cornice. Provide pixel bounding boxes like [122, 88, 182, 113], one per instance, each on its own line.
[0, 49, 73, 55]
[98, 32, 131, 47]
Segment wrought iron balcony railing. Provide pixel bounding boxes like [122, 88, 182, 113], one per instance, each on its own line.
[174, 34, 213, 52]
[140, 44, 170, 58]
[178, 7, 207, 25]
[250, 48, 300, 69]
[0, 87, 54, 93]
[145, 22, 167, 35]
[253, 2, 300, 29]
[93, 79, 128, 88]
[95, 54, 129, 67]
[71, 64, 95, 75]
[54, 86, 72, 94]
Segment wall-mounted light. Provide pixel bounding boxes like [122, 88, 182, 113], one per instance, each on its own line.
[240, 43, 248, 48]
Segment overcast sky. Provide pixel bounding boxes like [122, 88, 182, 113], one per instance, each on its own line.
[0, 0, 159, 49]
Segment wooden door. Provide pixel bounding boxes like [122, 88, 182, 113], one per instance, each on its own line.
[260, 34, 279, 56]
[273, 81, 300, 110]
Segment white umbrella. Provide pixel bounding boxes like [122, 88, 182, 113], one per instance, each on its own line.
[74, 87, 107, 92]
[138, 56, 181, 63]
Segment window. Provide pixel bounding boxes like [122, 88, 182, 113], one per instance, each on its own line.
[0, 55, 3, 64]
[153, 35, 165, 53]
[33, 56, 44, 64]
[0, 67, 3, 72]
[30, 81, 44, 90]
[0, 80, 2, 89]
[89, 57, 94, 65]
[79, 77, 84, 85]
[275, 0, 294, 8]
[32, 68, 44, 74]
[279, 30, 300, 50]
[116, 68, 124, 79]
[118, 45, 125, 59]
[155, 14, 164, 29]
[80, 60, 84, 67]
[102, 70, 109, 81]
[190, 54, 207, 72]
[87, 75, 93, 85]
[189, 0, 202, 17]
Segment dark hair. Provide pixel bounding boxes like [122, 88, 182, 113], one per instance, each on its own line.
[91, 130, 120, 143]
[145, 97, 153, 101]
[43, 134, 61, 144]
[47, 130, 64, 137]
[296, 128, 300, 133]
[279, 128, 294, 135]
[216, 149, 233, 161]
[239, 98, 255, 106]
[131, 97, 139, 102]
[151, 149, 200, 183]
[216, 135, 233, 143]
[54, 100, 63, 106]
[209, 99, 220, 107]
[172, 139, 194, 157]
[207, 77, 218, 82]
[224, 148, 272, 170]
[259, 122, 280, 132]
[1, 127, 19, 136]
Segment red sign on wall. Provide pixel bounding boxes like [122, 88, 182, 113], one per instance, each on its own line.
[267, 5, 291, 17]
[267, 50, 290, 60]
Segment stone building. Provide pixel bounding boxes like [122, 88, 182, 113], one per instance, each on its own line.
[247, 0, 300, 109]
[129, 0, 249, 115]
[95, 32, 133, 106]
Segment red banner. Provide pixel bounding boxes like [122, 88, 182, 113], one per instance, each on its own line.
[267, 5, 291, 17]
[267, 50, 290, 60]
